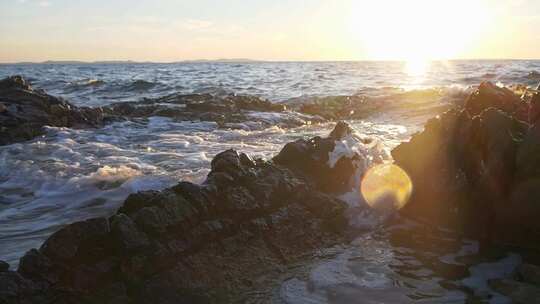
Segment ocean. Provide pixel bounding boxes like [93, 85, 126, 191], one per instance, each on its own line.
[1, 60, 539, 303]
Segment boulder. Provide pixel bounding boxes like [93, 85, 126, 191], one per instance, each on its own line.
[0, 261, 9, 272]
[0, 122, 365, 303]
[464, 81, 522, 117]
[274, 121, 376, 193]
[0, 75, 325, 146]
[392, 82, 539, 245]
[296, 95, 384, 120]
[490, 279, 540, 304]
[103, 93, 313, 130]
[517, 263, 540, 286]
[0, 76, 105, 145]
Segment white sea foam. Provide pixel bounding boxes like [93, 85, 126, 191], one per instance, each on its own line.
[462, 254, 522, 303]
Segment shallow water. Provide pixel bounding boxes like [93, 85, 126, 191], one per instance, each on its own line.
[278, 222, 523, 304]
[1, 60, 539, 302]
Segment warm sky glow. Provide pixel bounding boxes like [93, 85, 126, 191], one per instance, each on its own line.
[1, 0, 539, 63]
[349, 0, 491, 61]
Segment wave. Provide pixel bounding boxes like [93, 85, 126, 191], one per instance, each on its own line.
[64, 78, 106, 91]
[528, 71, 540, 80]
[122, 79, 159, 91]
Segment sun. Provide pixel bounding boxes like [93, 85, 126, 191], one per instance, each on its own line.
[347, 0, 492, 66]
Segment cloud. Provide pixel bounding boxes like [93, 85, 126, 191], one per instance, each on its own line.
[16, 0, 51, 6]
[181, 19, 214, 31]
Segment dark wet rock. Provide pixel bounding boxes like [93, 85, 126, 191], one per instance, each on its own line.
[0, 75, 327, 145]
[528, 71, 540, 80]
[295, 95, 384, 120]
[0, 123, 362, 303]
[0, 76, 105, 145]
[490, 279, 540, 304]
[110, 214, 150, 253]
[274, 121, 368, 193]
[39, 218, 110, 262]
[0, 260, 9, 272]
[464, 81, 523, 118]
[517, 263, 540, 286]
[529, 84, 540, 124]
[392, 82, 540, 247]
[102, 93, 320, 129]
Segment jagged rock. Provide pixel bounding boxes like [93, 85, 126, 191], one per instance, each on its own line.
[0, 76, 325, 146]
[517, 263, 540, 286]
[102, 93, 317, 130]
[392, 82, 539, 246]
[274, 121, 365, 193]
[297, 95, 384, 120]
[0, 76, 105, 145]
[464, 81, 522, 117]
[529, 85, 540, 124]
[39, 218, 110, 262]
[0, 123, 362, 303]
[0, 261, 9, 272]
[110, 214, 150, 252]
[490, 279, 540, 304]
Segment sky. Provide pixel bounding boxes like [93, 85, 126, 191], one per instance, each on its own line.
[1, 0, 540, 63]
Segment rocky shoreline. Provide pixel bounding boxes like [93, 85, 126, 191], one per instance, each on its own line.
[392, 82, 540, 248]
[0, 76, 461, 146]
[2, 75, 540, 303]
[0, 76, 106, 146]
[0, 120, 365, 303]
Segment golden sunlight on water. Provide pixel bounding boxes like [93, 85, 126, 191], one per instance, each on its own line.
[360, 164, 413, 211]
[405, 59, 429, 77]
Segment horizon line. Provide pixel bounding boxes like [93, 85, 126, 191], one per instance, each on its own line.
[2, 58, 540, 65]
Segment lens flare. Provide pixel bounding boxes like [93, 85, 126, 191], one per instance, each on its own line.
[360, 164, 413, 212]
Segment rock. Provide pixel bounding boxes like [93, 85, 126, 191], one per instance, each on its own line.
[464, 81, 522, 117]
[528, 71, 540, 80]
[517, 263, 540, 286]
[18, 249, 55, 284]
[392, 82, 540, 245]
[103, 93, 314, 130]
[0, 75, 105, 145]
[0, 75, 324, 146]
[490, 279, 540, 304]
[110, 214, 150, 252]
[274, 121, 376, 193]
[39, 217, 109, 262]
[0, 271, 43, 303]
[0, 123, 363, 303]
[529, 84, 540, 124]
[296, 95, 384, 120]
[0, 261, 9, 272]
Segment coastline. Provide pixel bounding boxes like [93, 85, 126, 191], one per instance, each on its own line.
[1, 72, 540, 302]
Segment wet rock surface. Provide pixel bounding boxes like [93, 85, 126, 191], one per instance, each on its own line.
[103, 93, 325, 129]
[0, 76, 332, 145]
[392, 81, 540, 246]
[0, 123, 359, 304]
[0, 76, 105, 145]
[274, 121, 366, 193]
[489, 263, 540, 304]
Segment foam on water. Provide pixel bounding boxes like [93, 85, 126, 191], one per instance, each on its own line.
[0, 61, 534, 301]
[462, 254, 522, 304]
[279, 232, 477, 303]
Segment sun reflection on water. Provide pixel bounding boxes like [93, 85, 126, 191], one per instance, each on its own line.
[405, 59, 429, 77]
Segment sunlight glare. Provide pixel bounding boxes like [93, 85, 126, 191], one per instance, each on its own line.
[348, 0, 492, 61]
[360, 164, 413, 212]
[405, 58, 429, 77]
